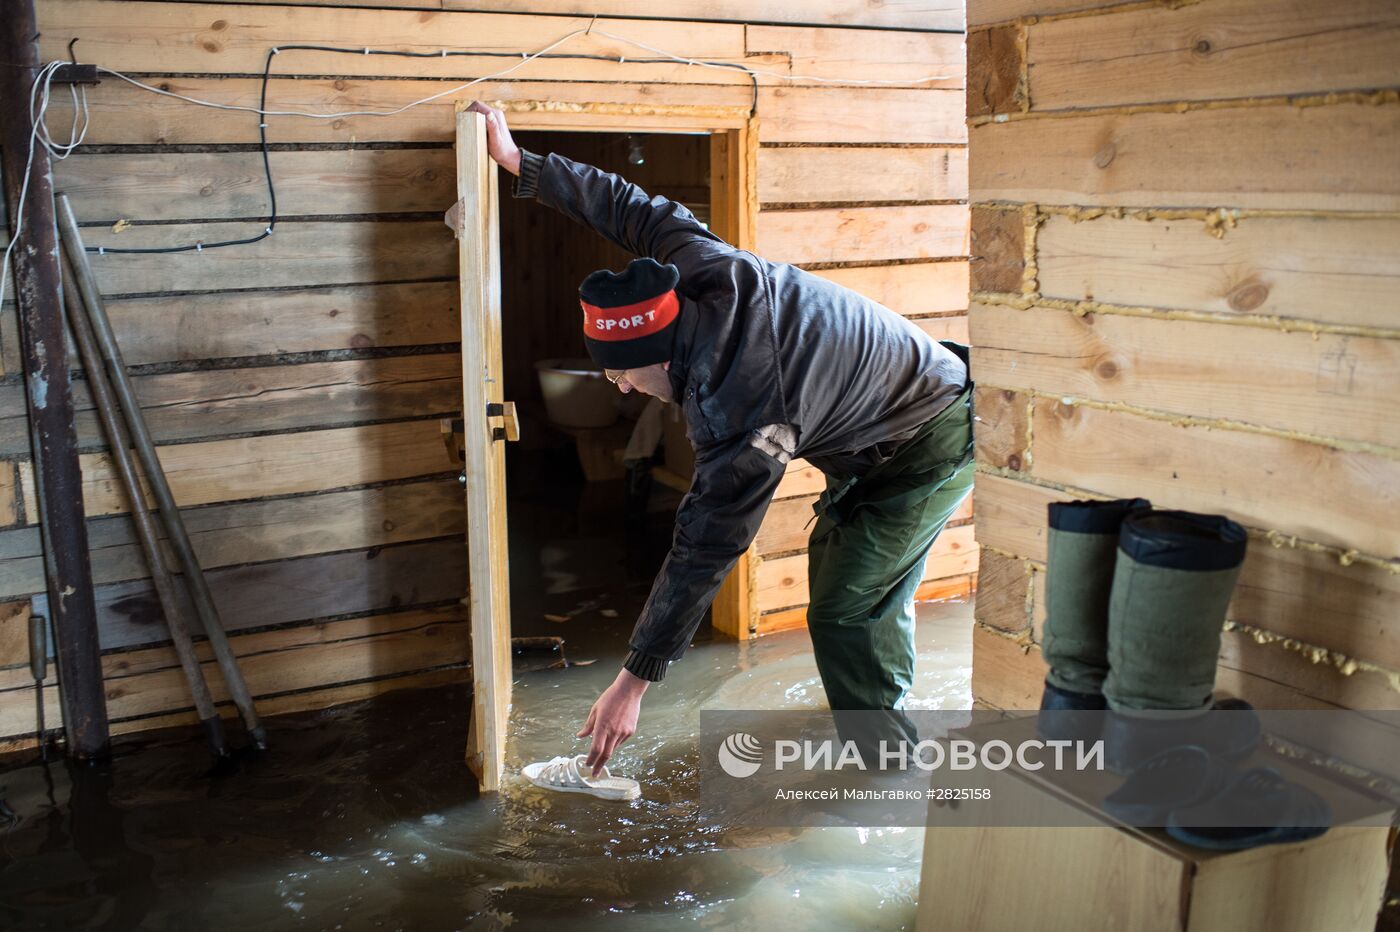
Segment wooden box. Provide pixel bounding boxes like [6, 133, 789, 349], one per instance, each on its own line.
[917, 721, 1394, 931]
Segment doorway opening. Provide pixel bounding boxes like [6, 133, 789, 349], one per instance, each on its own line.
[497, 129, 710, 675]
[454, 103, 754, 790]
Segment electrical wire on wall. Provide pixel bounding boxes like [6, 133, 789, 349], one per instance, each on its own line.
[4, 20, 955, 290]
[84, 35, 760, 256]
[0, 59, 91, 308]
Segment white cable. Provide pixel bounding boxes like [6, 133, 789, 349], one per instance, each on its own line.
[1, 62, 76, 310]
[95, 27, 590, 121]
[1, 21, 955, 291]
[34, 64, 90, 161]
[590, 27, 956, 85]
[91, 23, 952, 124]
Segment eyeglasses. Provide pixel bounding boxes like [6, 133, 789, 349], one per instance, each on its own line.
[604, 369, 626, 385]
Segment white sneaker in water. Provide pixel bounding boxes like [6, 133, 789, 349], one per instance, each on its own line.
[521, 754, 641, 801]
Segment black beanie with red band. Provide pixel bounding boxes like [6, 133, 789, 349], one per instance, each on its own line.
[578, 258, 681, 370]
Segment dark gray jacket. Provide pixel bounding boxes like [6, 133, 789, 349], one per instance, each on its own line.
[516, 150, 968, 681]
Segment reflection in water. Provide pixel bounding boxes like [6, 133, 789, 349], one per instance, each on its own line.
[0, 601, 970, 930]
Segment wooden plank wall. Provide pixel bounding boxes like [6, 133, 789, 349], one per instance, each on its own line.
[965, 0, 1400, 711]
[0, 0, 970, 746]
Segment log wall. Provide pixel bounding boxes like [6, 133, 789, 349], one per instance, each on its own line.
[0, 0, 971, 747]
[966, 0, 1400, 711]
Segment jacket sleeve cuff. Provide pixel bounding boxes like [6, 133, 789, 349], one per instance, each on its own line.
[623, 649, 670, 682]
[512, 149, 544, 199]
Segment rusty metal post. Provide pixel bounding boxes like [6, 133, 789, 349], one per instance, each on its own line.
[1, 0, 109, 757]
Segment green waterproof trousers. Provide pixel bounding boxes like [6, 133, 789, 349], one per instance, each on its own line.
[805, 347, 975, 719]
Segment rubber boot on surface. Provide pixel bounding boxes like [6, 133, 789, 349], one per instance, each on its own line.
[1037, 498, 1150, 741]
[1101, 510, 1255, 772]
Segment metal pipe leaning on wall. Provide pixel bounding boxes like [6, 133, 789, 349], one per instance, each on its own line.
[59, 245, 231, 761]
[55, 195, 269, 752]
[1, 0, 110, 759]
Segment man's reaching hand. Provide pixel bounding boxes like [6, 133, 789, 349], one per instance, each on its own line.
[578, 668, 649, 776]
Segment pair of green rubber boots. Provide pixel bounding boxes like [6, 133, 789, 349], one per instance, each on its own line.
[1037, 499, 1254, 769]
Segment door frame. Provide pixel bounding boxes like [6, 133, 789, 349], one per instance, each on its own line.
[454, 101, 759, 792]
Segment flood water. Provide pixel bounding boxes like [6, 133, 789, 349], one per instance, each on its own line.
[0, 453, 974, 930]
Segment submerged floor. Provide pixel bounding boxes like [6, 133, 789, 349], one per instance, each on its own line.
[0, 449, 973, 930]
[0, 599, 971, 930]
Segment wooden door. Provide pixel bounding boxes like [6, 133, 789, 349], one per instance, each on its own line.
[455, 110, 513, 792]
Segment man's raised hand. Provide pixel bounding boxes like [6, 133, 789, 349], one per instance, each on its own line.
[466, 101, 522, 176]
